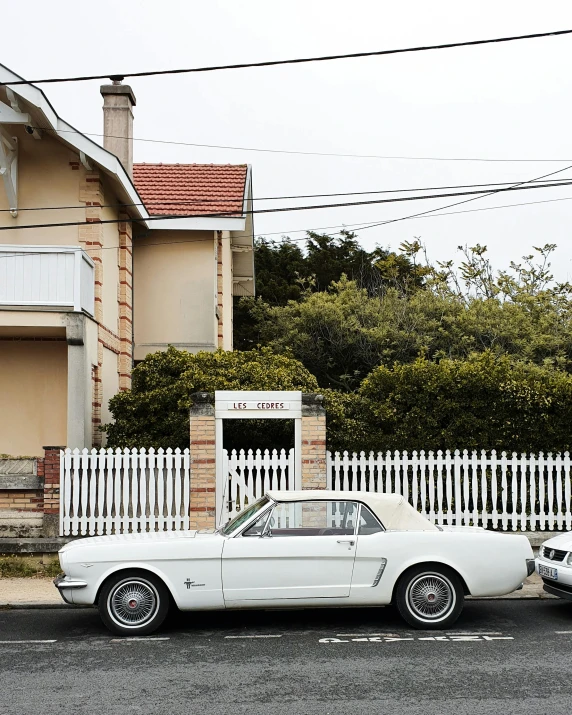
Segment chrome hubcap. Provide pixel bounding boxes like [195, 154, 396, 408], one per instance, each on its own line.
[407, 574, 455, 621]
[108, 579, 159, 627]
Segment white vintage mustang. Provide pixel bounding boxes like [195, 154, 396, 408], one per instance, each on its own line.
[55, 490, 535, 635]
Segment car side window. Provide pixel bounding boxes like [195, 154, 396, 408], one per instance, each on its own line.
[242, 510, 271, 537]
[358, 505, 384, 535]
[266, 500, 357, 537]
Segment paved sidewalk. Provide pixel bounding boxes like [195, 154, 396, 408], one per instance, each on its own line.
[0, 572, 554, 609]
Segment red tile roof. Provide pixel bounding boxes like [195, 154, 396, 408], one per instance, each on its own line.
[133, 163, 248, 217]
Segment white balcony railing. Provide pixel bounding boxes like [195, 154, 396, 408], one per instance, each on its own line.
[0, 245, 95, 315]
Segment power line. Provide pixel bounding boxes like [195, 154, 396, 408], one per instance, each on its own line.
[3, 29, 571, 86]
[352, 163, 572, 232]
[2, 177, 572, 232]
[20, 172, 572, 231]
[5, 194, 572, 260]
[34, 126, 572, 163]
[4, 177, 572, 214]
[255, 195, 572, 238]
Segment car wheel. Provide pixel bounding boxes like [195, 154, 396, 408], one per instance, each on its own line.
[395, 564, 464, 630]
[98, 570, 170, 636]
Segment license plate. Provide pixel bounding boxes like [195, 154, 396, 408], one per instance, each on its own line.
[538, 563, 558, 581]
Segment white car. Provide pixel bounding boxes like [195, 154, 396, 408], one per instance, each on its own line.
[55, 490, 534, 635]
[536, 534, 572, 600]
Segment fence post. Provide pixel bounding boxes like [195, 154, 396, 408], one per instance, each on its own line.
[42, 446, 65, 537]
[189, 393, 216, 529]
[301, 394, 327, 489]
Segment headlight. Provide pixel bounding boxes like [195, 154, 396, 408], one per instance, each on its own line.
[538, 545, 545, 559]
[567, 553, 572, 567]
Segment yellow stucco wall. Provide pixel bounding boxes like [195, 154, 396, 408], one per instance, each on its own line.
[133, 230, 216, 360]
[0, 127, 82, 242]
[0, 341, 67, 456]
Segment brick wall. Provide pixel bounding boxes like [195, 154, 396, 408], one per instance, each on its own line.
[0, 491, 43, 512]
[189, 394, 217, 528]
[216, 231, 224, 349]
[118, 211, 133, 390]
[301, 394, 327, 490]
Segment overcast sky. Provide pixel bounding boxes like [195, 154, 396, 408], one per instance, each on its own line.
[4, 0, 572, 280]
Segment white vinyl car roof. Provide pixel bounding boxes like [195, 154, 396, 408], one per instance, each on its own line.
[266, 490, 438, 532]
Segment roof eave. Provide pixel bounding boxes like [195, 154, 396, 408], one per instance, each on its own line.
[0, 63, 150, 223]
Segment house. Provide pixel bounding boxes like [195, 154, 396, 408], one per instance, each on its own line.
[0, 64, 254, 458]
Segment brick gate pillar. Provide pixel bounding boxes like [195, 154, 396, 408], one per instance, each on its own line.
[42, 446, 65, 537]
[189, 393, 216, 529]
[301, 394, 327, 489]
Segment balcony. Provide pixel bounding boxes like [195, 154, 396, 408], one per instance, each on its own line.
[0, 245, 95, 315]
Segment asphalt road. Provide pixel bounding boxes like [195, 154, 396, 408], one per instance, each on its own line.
[1, 600, 572, 715]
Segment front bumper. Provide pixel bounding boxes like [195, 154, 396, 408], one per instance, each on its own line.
[53, 574, 88, 605]
[542, 580, 572, 602]
[536, 553, 572, 600]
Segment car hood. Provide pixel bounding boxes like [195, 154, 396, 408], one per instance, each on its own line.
[59, 529, 209, 553]
[541, 533, 572, 552]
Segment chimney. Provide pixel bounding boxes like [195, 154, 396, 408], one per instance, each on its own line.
[100, 76, 136, 177]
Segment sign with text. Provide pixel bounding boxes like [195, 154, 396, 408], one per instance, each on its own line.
[227, 401, 290, 411]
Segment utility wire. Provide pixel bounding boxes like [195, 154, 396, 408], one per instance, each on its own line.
[254, 195, 572, 238]
[31, 126, 572, 163]
[3, 177, 572, 214]
[2, 177, 572, 232]
[3, 29, 572, 86]
[4, 194, 572, 258]
[353, 163, 572, 232]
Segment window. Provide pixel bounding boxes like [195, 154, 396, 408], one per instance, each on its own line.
[265, 500, 358, 537]
[221, 496, 270, 536]
[358, 504, 384, 535]
[242, 510, 271, 537]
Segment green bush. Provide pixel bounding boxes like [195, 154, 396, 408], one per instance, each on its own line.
[103, 347, 318, 451]
[326, 352, 572, 454]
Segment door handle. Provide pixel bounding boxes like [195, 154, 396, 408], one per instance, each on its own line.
[337, 539, 355, 549]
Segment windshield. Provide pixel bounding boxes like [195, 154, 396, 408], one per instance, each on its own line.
[220, 496, 271, 536]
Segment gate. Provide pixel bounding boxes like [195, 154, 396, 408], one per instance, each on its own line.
[221, 448, 298, 524]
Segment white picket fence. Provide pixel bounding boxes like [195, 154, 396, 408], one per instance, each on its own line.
[60, 448, 190, 536]
[327, 450, 572, 531]
[60, 447, 572, 535]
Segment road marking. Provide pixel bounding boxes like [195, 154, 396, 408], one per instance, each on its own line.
[336, 633, 398, 638]
[555, 631, 572, 634]
[319, 635, 513, 644]
[225, 634, 282, 639]
[0, 640, 57, 644]
[446, 632, 503, 636]
[110, 637, 170, 642]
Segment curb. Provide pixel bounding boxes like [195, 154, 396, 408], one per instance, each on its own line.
[0, 602, 78, 609]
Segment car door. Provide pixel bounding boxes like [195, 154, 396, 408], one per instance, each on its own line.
[222, 499, 358, 603]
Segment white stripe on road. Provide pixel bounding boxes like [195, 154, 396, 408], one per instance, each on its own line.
[225, 634, 282, 639]
[110, 637, 170, 642]
[0, 640, 57, 644]
[555, 631, 572, 634]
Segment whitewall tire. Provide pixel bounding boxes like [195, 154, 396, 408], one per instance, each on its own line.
[395, 564, 464, 629]
[98, 570, 170, 636]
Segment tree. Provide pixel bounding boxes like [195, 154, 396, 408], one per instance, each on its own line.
[233, 231, 427, 350]
[240, 244, 572, 389]
[103, 347, 318, 451]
